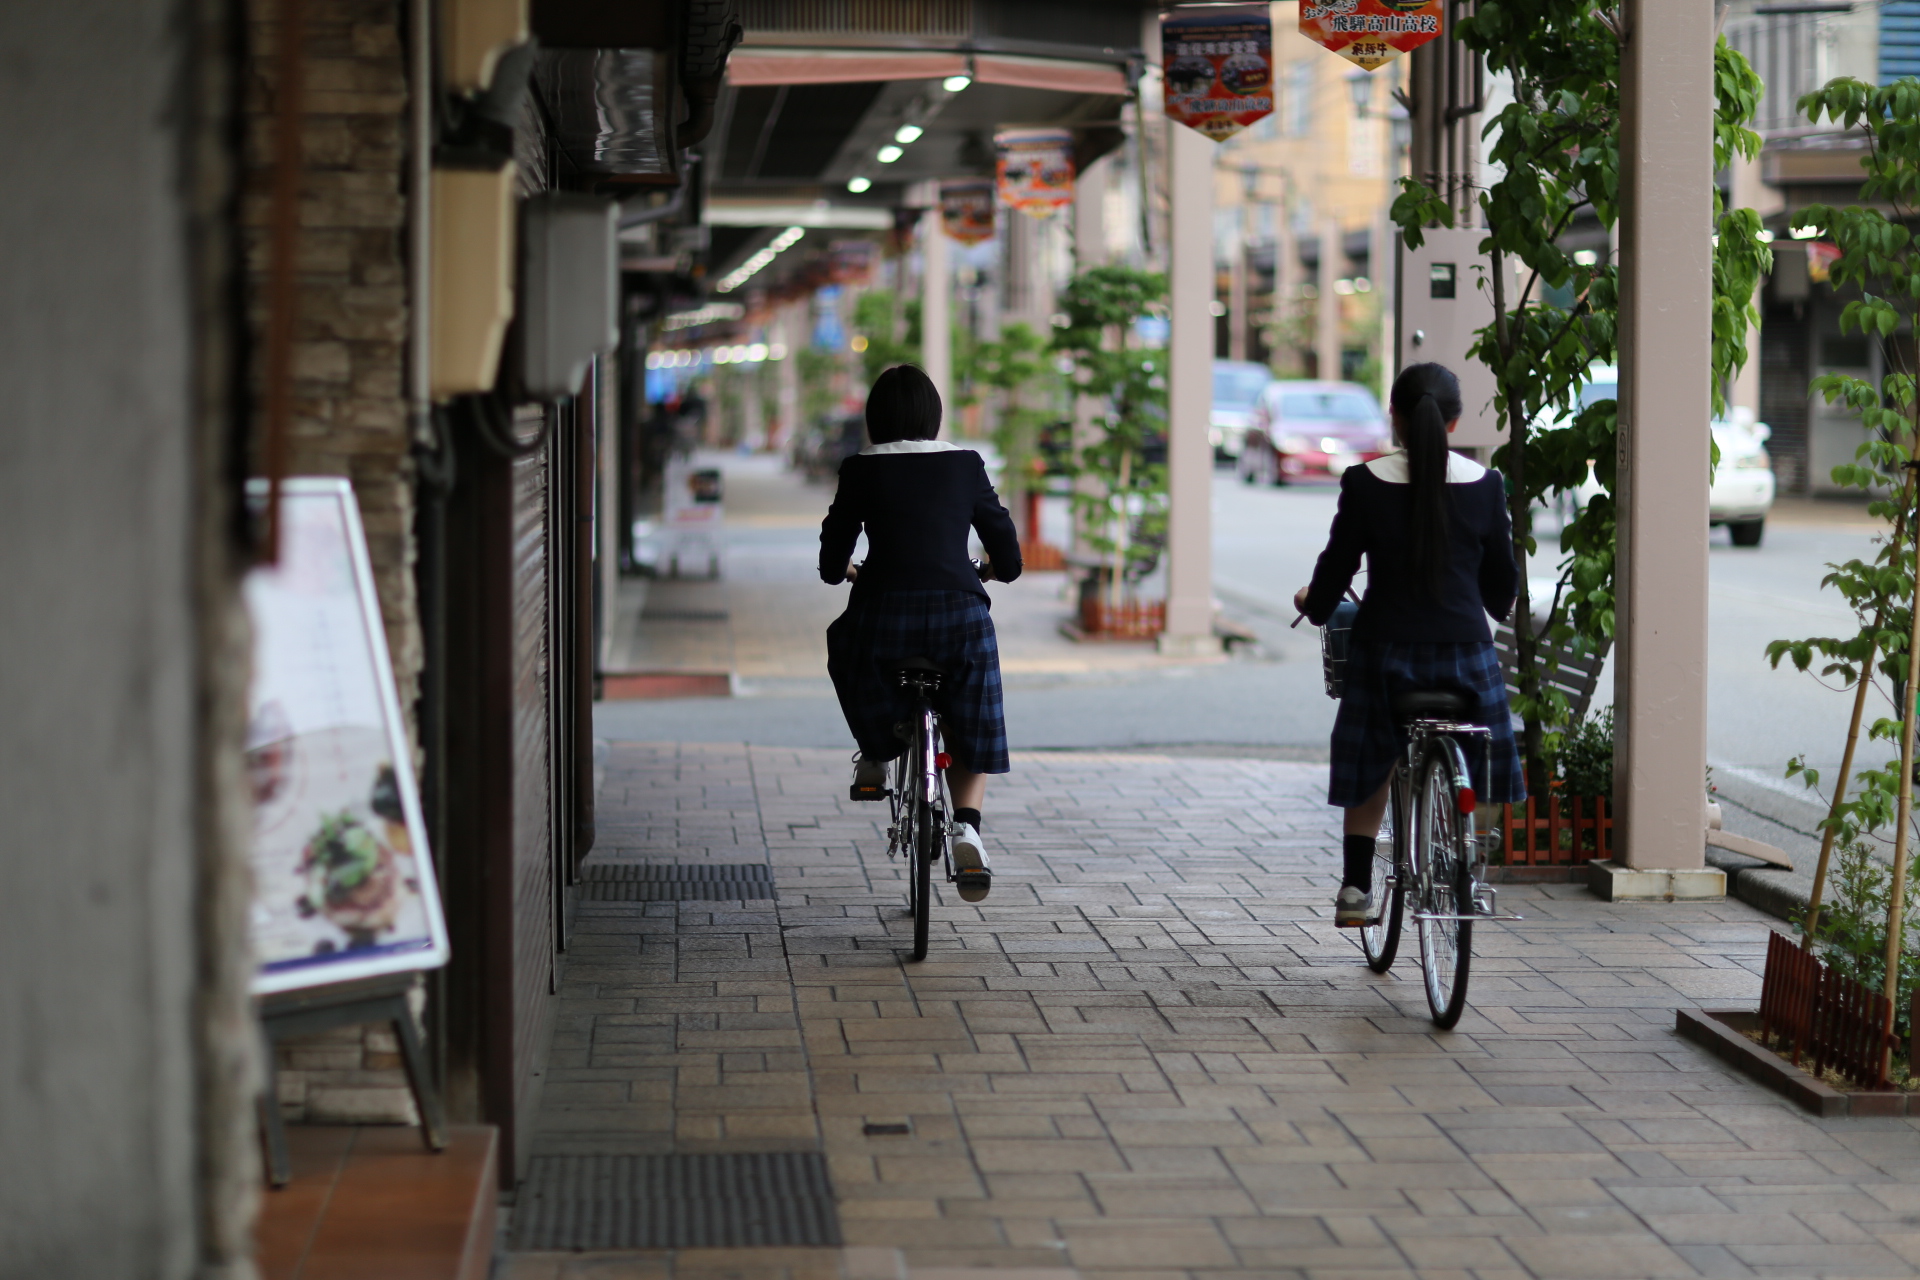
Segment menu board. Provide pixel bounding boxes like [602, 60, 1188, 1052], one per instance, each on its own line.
[1162, 5, 1275, 142]
[244, 479, 449, 995]
[1300, 0, 1443, 72]
[995, 128, 1076, 219]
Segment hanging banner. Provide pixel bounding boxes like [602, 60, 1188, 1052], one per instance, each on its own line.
[1300, 0, 1443, 73]
[1161, 4, 1274, 142]
[828, 238, 875, 285]
[994, 128, 1075, 219]
[941, 180, 996, 245]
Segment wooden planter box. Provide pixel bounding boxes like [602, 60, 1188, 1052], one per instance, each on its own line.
[1079, 596, 1165, 639]
[1020, 539, 1067, 572]
[1500, 791, 1612, 866]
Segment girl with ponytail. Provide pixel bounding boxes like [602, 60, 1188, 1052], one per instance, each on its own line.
[1292, 362, 1524, 927]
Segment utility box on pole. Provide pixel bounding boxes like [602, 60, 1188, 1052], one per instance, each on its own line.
[1397, 227, 1502, 450]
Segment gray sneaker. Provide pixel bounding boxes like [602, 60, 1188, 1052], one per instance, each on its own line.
[1334, 885, 1371, 928]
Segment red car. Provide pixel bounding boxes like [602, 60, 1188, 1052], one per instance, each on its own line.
[1238, 380, 1392, 485]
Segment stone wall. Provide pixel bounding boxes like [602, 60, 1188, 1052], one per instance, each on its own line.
[248, 0, 422, 1125]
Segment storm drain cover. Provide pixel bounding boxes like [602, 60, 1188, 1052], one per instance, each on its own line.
[582, 863, 776, 902]
[512, 1152, 840, 1250]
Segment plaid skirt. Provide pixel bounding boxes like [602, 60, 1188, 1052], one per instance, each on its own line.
[1328, 638, 1525, 808]
[826, 590, 1009, 775]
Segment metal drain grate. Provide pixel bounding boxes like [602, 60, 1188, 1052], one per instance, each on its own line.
[582, 863, 777, 902]
[513, 1152, 840, 1250]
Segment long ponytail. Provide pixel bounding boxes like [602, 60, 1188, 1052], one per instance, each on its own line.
[1390, 362, 1463, 598]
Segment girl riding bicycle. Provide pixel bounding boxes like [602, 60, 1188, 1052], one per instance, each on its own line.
[1293, 362, 1524, 927]
[820, 364, 1022, 902]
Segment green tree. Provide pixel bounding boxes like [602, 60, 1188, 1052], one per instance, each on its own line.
[1052, 266, 1170, 593]
[1769, 81, 1920, 1006]
[851, 288, 921, 382]
[1393, 9, 1769, 790]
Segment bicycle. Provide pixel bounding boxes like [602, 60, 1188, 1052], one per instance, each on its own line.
[845, 559, 994, 961]
[1357, 690, 1520, 1027]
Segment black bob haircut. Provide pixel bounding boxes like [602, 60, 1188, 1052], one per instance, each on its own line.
[865, 364, 943, 445]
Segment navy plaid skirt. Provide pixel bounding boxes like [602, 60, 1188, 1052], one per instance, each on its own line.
[826, 590, 1009, 775]
[1328, 638, 1525, 807]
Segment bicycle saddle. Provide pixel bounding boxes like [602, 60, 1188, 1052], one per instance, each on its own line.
[1391, 689, 1473, 721]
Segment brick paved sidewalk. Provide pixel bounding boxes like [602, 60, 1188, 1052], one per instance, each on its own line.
[504, 744, 1920, 1280]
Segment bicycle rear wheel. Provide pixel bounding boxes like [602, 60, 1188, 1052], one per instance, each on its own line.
[1415, 746, 1473, 1027]
[894, 752, 930, 961]
[1360, 765, 1406, 973]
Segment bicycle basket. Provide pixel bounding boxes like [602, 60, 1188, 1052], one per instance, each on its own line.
[1321, 600, 1359, 699]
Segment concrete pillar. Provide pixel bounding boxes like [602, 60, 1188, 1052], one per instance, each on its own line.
[1318, 216, 1342, 381]
[920, 207, 952, 421]
[775, 304, 800, 451]
[1072, 156, 1110, 562]
[1161, 120, 1220, 655]
[1228, 208, 1249, 362]
[1276, 206, 1297, 374]
[1603, 0, 1723, 898]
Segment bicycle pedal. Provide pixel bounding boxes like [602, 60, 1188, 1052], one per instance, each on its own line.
[849, 784, 890, 802]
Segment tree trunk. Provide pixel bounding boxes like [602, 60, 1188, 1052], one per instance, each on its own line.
[1488, 247, 1548, 796]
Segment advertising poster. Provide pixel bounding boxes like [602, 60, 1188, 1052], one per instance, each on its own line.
[994, 129, 1075, 219]
[1299, 0, 1443, 72]
[1161, 5, 1275, 142]
[245, 479, 450, 995]
[941, 180, 996, 245]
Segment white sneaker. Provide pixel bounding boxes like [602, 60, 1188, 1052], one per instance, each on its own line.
[1334, 885, 1371, 928]
[951, 823, 992, 902]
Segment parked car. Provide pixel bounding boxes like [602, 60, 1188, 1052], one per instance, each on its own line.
[1567, 366, 1776, 546]
[1210, 360, 1273, 460]
[1239, 380, 1391, 485]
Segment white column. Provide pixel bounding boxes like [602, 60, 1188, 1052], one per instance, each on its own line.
[1161, 120, 1220, 656]
[920, 207, 952, 420]
[1073, 156, 1110, 562]
[775, 304, 800, 452]
[1606, 0, 1722, 898]
[1318, 216, 1342, 381]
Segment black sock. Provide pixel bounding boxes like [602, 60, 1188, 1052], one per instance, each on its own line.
[953, 807, 982, 832]
[1342, 835, 1375, 891]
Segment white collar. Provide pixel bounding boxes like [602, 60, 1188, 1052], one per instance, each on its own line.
[1363, 450, 1488, 484]
[860, 439, 962, 456]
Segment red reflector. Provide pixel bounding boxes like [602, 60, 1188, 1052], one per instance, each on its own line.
[935, 752, 952, 770]
[1457, 788, 1477, 815]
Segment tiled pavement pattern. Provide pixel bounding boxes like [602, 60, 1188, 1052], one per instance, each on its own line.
[505, 743, 1920, 1280]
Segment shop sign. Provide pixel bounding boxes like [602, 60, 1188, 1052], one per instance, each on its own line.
[995, 128, 1075, 219]
[941, 180, 996, 245]
[1162, 4, 1274, 142]
[1299, 0, 1443, 72]
[828, 238, 875, 285]
[245, 479, 449, 995]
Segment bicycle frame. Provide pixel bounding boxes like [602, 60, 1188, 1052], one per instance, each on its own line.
[1397, 720, 1520, 925]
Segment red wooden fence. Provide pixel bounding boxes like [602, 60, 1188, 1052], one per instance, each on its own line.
[1502, 792, 1612, 865]
[1759, 930, 1893, 1090]
[1080, 597, 1165, 639]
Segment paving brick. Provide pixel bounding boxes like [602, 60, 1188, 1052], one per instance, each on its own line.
[506, 743, 1920, 1277]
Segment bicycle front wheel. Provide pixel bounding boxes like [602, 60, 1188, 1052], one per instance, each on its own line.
[1359, 764, 1406, 973]
[1415, 746, 1473, 1027]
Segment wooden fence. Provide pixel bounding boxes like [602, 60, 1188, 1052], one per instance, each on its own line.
[1759, 930, 1894, 1090]
[1501, 792, 1612, 865]
[1080, 597, 1165, 639]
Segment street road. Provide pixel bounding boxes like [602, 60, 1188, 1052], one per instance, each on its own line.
[599, 459, 1886, 816]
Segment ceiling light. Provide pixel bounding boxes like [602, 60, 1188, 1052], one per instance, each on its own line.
[943, 74, 971, 93]
[894, 124, 923, 144]
[876, 145, 904, 164]
[846, 175, 872, 193]
[715, 226, 807, 293]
